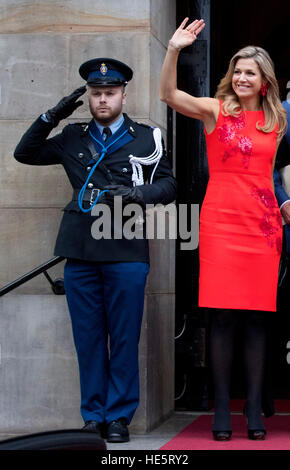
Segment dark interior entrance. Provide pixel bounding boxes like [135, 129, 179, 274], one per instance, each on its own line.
[174, 0, 290, 411]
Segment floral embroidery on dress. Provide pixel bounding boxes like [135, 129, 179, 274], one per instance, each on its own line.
[225, 113, 246, 131]
[276, 212, 283, 228]
[218, 113, 253, 168]
[222, 149, 232, 162]
[251, 187, 277, 208]
[259, 214, 279, 244]
[251, 186, 282, 253]
[218, 124, 236, 143]
[276, 236, 282, 255]
[238, 136, 253, 156]
[222, 146, 239, 162]
[238, 136, 253, 168]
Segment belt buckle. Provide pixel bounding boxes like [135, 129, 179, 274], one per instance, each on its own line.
[90, 188, 100, 206]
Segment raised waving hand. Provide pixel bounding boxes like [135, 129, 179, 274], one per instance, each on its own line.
[160, 17, 219, 131]
[169, 18, 205, 51]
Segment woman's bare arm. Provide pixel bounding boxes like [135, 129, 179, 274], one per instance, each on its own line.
[160, 18, 219, 132]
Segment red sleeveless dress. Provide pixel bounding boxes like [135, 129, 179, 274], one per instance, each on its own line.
[199, 101, 282, 311]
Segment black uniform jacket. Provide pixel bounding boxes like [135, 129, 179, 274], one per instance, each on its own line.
[14, 113, 177, 263]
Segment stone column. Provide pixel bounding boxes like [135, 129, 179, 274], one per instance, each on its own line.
[0, 0, 176, 433]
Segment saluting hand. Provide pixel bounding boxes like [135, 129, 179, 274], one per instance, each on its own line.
[169, 17, 205, 51]
[44, 86, 87, 127]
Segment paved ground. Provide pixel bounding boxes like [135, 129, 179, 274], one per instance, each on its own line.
[0, 412, 200, 450]
[106, 412, 200, 450]
[1, 411, 289, 451]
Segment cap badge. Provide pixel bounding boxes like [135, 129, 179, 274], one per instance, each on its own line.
[100, 63, 108, 75]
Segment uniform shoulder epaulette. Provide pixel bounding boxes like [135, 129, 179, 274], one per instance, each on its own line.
[136, 122, 156, 130]
[69, 122, 89, 128]
[78, 122, 90, 129]
[69, 122, 90, 132]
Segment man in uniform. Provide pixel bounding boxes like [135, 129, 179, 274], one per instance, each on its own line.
[14, 58, 177, 443]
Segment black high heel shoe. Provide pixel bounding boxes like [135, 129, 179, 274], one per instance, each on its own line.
[248, 429, 266, 440]
[243, 404, 266, 440]
[212, 430, 232, 441]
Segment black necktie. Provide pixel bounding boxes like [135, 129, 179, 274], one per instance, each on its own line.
[102, 127, 112, 141]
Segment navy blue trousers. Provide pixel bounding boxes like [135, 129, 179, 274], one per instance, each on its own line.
[64, 259, 149, 424]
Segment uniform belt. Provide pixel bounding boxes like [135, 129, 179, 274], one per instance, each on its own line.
[73, 188, 102, 206]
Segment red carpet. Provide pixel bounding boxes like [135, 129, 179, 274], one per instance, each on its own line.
[160, 415, 290, 450]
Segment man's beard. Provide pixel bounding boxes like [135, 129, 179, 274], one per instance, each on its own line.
[90, 105, 122, 125]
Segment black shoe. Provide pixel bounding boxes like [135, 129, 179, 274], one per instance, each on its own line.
[107, 418, 129, 443]
[82, 420, 102, 436]
[248, 429, 266, 440]
[244, 403, 266, 440]
[212, 430, 232, 441]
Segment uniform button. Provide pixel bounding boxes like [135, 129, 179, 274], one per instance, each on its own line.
[87, 166, 91, 171]
[88, 183, 94, 188]
[78, 152, 84, 158]
[122, 168, 128, 173]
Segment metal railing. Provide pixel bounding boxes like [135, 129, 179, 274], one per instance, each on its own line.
[0, 256, 66, 297]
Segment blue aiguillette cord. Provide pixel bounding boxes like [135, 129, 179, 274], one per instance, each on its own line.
[78, 128, 129, 213]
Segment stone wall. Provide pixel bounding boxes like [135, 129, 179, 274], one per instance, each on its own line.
[0, 0, 176, 433]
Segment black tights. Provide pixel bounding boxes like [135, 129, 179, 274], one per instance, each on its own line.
[210, 308, 267, 431]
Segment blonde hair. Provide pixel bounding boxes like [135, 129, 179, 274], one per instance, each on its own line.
[215, 46, 287, 142]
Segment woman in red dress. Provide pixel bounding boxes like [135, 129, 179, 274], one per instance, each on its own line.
[160, 18, 287, 440]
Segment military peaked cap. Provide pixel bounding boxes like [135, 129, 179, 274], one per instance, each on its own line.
[79, 58, 133, 86]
